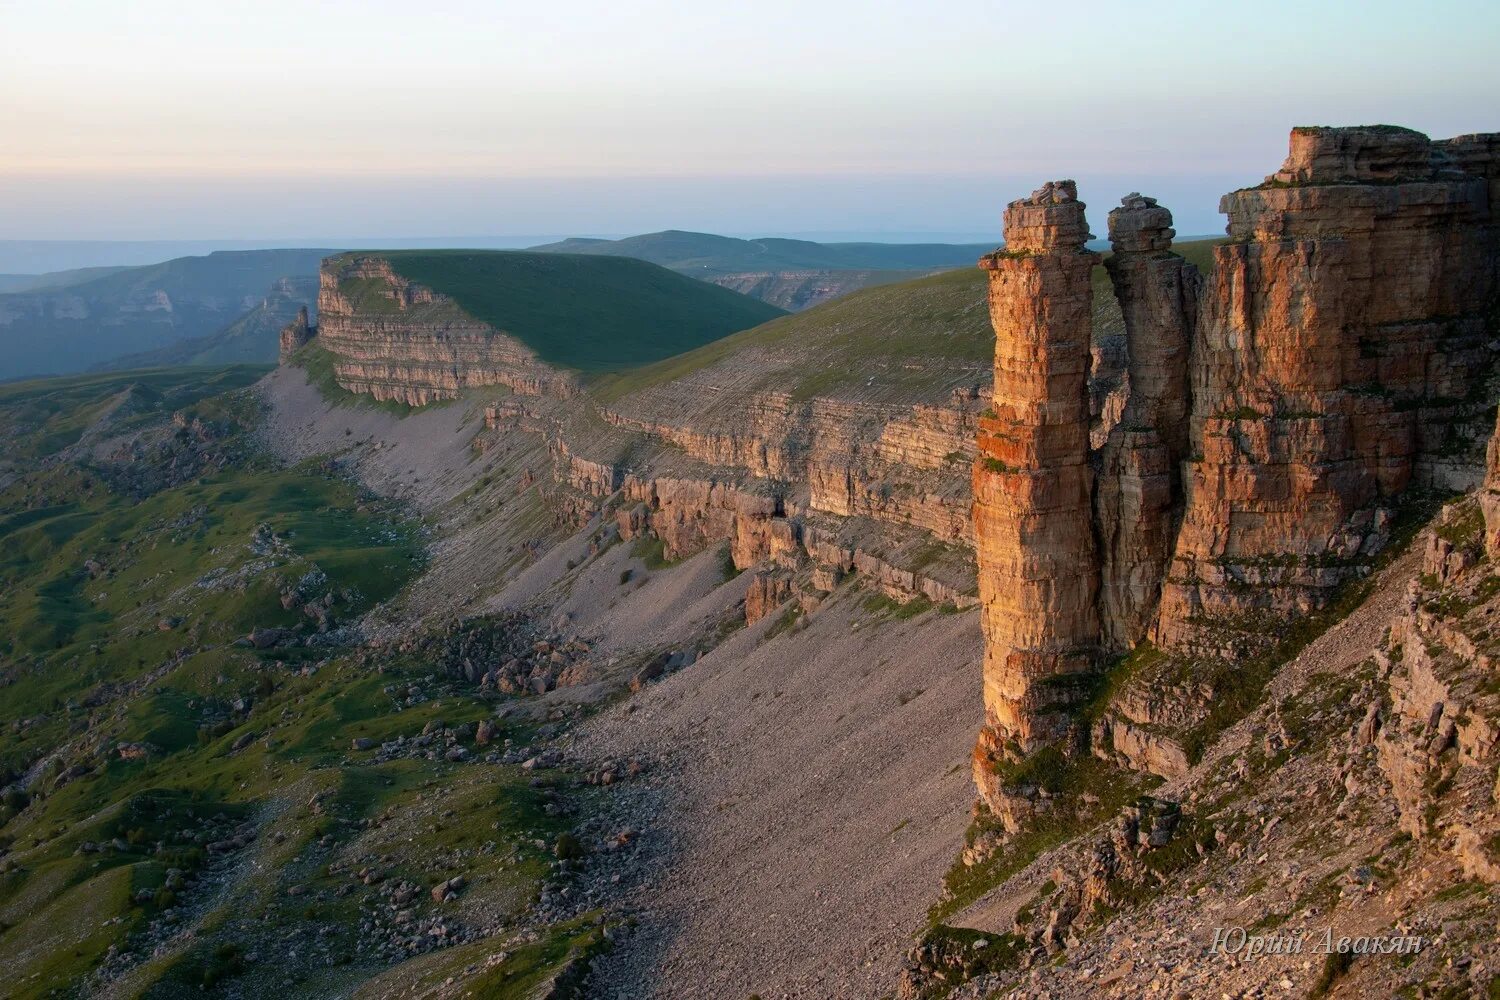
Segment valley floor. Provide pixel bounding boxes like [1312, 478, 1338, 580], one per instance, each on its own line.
[573, 590, 977, 998]
[254, 368, 982, 998]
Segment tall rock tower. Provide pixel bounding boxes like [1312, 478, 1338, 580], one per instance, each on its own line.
[1095, 195, 1199, 651]
[972, 181, 1102, 805]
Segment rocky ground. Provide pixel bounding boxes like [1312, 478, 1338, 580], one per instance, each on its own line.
[251, 366, 986, 998]
[903, 516, 1499, 1000]
[571, 589, 979, 999]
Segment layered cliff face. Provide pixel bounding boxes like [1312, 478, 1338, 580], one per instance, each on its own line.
[972, 181, 1103, 771]
[972, 126, 1500, 806]
[1157, 125, 1500, 658]
[704, 269, 922, 311]
[315, 255, 576, 405]
[294, 253, 994, 611]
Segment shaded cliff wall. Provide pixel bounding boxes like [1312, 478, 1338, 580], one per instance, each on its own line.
[1095, 196, 1199, 651]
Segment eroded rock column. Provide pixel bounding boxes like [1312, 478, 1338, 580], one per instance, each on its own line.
[973, 181, 1101, 801]
[278, 306, 314, 362]
[1095, 195, 1198, 651]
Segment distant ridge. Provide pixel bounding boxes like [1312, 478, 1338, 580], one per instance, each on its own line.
[528, 230, 997, 311]
[0, 249, 329, 379]
[528, 229, 995, 275]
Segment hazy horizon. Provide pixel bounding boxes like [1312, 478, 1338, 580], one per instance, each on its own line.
[3, 0, 1497, 250]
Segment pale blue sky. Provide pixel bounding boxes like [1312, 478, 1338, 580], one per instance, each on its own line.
[2, 0, 1496, 240]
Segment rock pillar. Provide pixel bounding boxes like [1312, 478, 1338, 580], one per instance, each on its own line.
[972, 180, 1102, 801]
[1095, 195, 1198, 651]
[278, 306, 315, 362]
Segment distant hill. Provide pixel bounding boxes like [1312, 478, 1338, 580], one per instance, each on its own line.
[528, 230, 997, 311]
[373, 250, 786, 372]
[0, 249, 329, 379]
[529, 230, 996, 274]
[0, 265, 135, 295]
[95, 276, 318, 371]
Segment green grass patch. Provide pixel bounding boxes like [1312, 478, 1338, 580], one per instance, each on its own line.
[359, 250, 784, 373]
[630, 533, 674, 570]
[288, 339, 417, 416]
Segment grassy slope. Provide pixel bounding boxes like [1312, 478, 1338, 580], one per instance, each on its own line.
[0, 368, 599, 997]
[367, 250, 786, 373]
[0, 366, 271, 462]
[592, 237, 1225, 403]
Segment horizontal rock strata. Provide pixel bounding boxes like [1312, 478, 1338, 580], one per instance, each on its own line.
[974, 126, 1500, 801]
[315, 255, 576, 405]
[1159, 125, 1499, 657]
[972, 180, 1102, 771]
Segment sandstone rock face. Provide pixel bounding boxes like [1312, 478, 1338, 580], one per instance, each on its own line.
[972, 180, 1102, 763]
[315, 255, 576, 405]
[603, 393, 976, 544]
[1095, 195, 1198, 651]
[1483, 409, 1500, 559]
[973, 127, 1500, 803]
[1157, 125, 1498, 658]
[744, 570, 793, 625]
[278, 305, 315, 362]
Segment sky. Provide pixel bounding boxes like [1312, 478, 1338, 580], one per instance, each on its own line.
[2, 0, 1497, 245]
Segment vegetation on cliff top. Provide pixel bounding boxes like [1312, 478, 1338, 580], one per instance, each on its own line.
[365, 250, 786, 373]
[592, 237, 1223, 403]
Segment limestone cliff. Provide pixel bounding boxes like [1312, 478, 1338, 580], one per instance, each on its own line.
[1158, 125, 1499, 658]
[972, 126, 1500, 805]
[314, 255, 576, 405]
[971, 181, 1102, 773]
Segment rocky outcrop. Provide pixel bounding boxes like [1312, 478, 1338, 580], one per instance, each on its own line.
[1157, 125, 1499, 658]
[973, 126, 1500, 802]
[1376, 500, 1499, 882]
[314, 255, 576, 405]
[278, 306, 315, 362]
[972, 180, 1103, 768]
[1094, 195, 1199, 651]
[744, 570, 793, 625]
[1482, 410, 1500, 559]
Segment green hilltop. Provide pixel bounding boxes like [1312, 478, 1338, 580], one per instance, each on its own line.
[593, 237, 1224, 403]
[366, 250, 787, 373]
